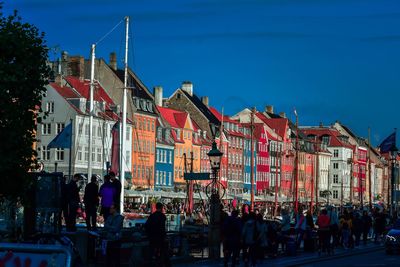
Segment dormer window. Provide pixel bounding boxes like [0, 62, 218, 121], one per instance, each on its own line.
[321, 135, 331, 145]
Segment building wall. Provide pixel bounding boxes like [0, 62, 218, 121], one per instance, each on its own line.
[131, 113, 156, 188]
[155, 144, 174, 189]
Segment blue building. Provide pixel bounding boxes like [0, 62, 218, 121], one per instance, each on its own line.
[154, 126, 175, 190]
[243, 125, 257, 194]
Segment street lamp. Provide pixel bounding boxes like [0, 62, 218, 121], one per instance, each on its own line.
[390, 147, 398, 216]
[207, 140, 224, 260]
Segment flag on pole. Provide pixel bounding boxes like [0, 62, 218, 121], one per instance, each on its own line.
[293, 108, 298, 117]
[47, 123, 72, 149]
[379, 131, 397, 153]
[110, 121, 120, 175]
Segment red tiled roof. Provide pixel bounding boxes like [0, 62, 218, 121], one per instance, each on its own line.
[157, 106, 189, 129]
[256, 112, 288, 139]
[301, 128, 354, 149]
[50, 82, 80, 98]
[209, 107, 239, 124]
[65, 76, 115, 106]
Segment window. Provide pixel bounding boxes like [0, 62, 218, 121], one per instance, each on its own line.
[77, 146, 82, 161]
[41, 146, 50, 160]
[163, 150, 167, 163]
[97, 148, 102, 162]
[55, 148, 64, 161]
[334, 149, 339, 158]
[333, 174, 339, 184]
[84, 147, 89, 161]
[46, 102, 54, 113]
[85, 125, 89, 135]
[169, 172, 172, 185]
[156, 149, 160, 162]
[169, 151, 172, 163]
[333, 190, 338, 199]
[42, 123, 51, 135]
[333, 163, 339, 169]
[322, 135, 330, 145]
[156, 171, 159, 185]
[92, 148, 96, 161]
[97, 125, 102, 137]
[78, 123, 83, 135]
[56, 123, 65, 134]
[126, 127, 130, 141]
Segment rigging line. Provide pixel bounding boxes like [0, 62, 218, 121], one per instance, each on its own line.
[95, 19, 124, 46]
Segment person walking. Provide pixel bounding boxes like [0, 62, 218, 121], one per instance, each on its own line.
[328, 206, 339, 251]
[295, 208, 307, 249]
[340, 211, 351, 249]
[109, 172, 122, 212]
[99, 175, 116, 222]
[241, 212, 259, 267]
[361, 210, 372, 245]
[66, 174, 80, 232]
[280, 209, 291, 252]
[223, 209, 242, 267]
[144, 202, 170, 267]
[304, 210, 315, 252]
[103, 203, 124, 267]
[352, 212, 363, 247]
[84, 175, 99, 231]
[316, 209, 331, 255]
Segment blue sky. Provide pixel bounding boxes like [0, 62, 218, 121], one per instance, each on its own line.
[3, 0, 400, 145]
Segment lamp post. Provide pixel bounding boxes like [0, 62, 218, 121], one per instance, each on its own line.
[207, 141, 223, 260]
[390, 147, 398, 217]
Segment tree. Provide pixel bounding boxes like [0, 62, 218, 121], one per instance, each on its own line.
[0, 6, 51, 200]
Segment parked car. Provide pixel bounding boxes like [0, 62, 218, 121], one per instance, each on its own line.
[385, 219, 400, 254]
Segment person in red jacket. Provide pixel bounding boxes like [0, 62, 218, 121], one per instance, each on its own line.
[316, 209, 331, 255]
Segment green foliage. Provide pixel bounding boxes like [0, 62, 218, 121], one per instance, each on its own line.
[0, 9, 51, 200]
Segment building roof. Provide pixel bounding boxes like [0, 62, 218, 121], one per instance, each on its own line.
[50, 82, 80, 99]
[256, 112, 287, 139]
[181, 90, 220, 125]
[157, 106, 190, 129]
[301, 127, 354, 149]
[64, 76, 115, 106]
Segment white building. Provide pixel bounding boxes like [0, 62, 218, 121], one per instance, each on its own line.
[37, 76, 132, 179]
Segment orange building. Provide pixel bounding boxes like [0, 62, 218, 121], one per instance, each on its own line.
[158, 106, 200, 189]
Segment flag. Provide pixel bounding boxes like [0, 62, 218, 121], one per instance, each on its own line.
[110, 121, 120, 175]
[47, 123, 72, 149]
[379, 131, 397, 153]
[293, 108, 298, 117]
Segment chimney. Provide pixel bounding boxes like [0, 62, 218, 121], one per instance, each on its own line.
[201, 96, 209, 107]
[279, 112, 286, 118]
[319, 122, 323, 127]
[266, 105, 274, 114]
[181, 81, 193, 96]
[69, 56, 85, 80]
[109, 52, 117, 71]
[154, 86, 163, 107]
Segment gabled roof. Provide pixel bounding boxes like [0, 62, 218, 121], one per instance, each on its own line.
[210, 107, 245, 138]
[64, 76, 115, 106]
[50, 82, 80, 99]
[301, 127, 354, 149]
[157, 106, 190, 129]
[180, 90, 220, 125]
[256, 112, 287, 139]
[114, 69, 153, 100]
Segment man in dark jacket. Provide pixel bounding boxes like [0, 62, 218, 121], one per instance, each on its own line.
[361, 210, 372, 245]
[145, 202, 170, 267]
[110, 172, 122, 212]
[223, 210, 242, 267]
[84, 175, 99, 230]
[66, 174, 80, 232]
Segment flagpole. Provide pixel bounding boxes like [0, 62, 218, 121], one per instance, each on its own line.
[68, 118, 73, 179]
[368, 127, 372, 211]
[88, 44, 95, 180]
[120, 16, 129, 212]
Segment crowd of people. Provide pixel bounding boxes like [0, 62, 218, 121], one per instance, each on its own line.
[221, 204, 391, 267]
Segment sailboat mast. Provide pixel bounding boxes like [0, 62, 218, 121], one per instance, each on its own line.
[88, 44, 95, 180]
[120, 16, 129, 212]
